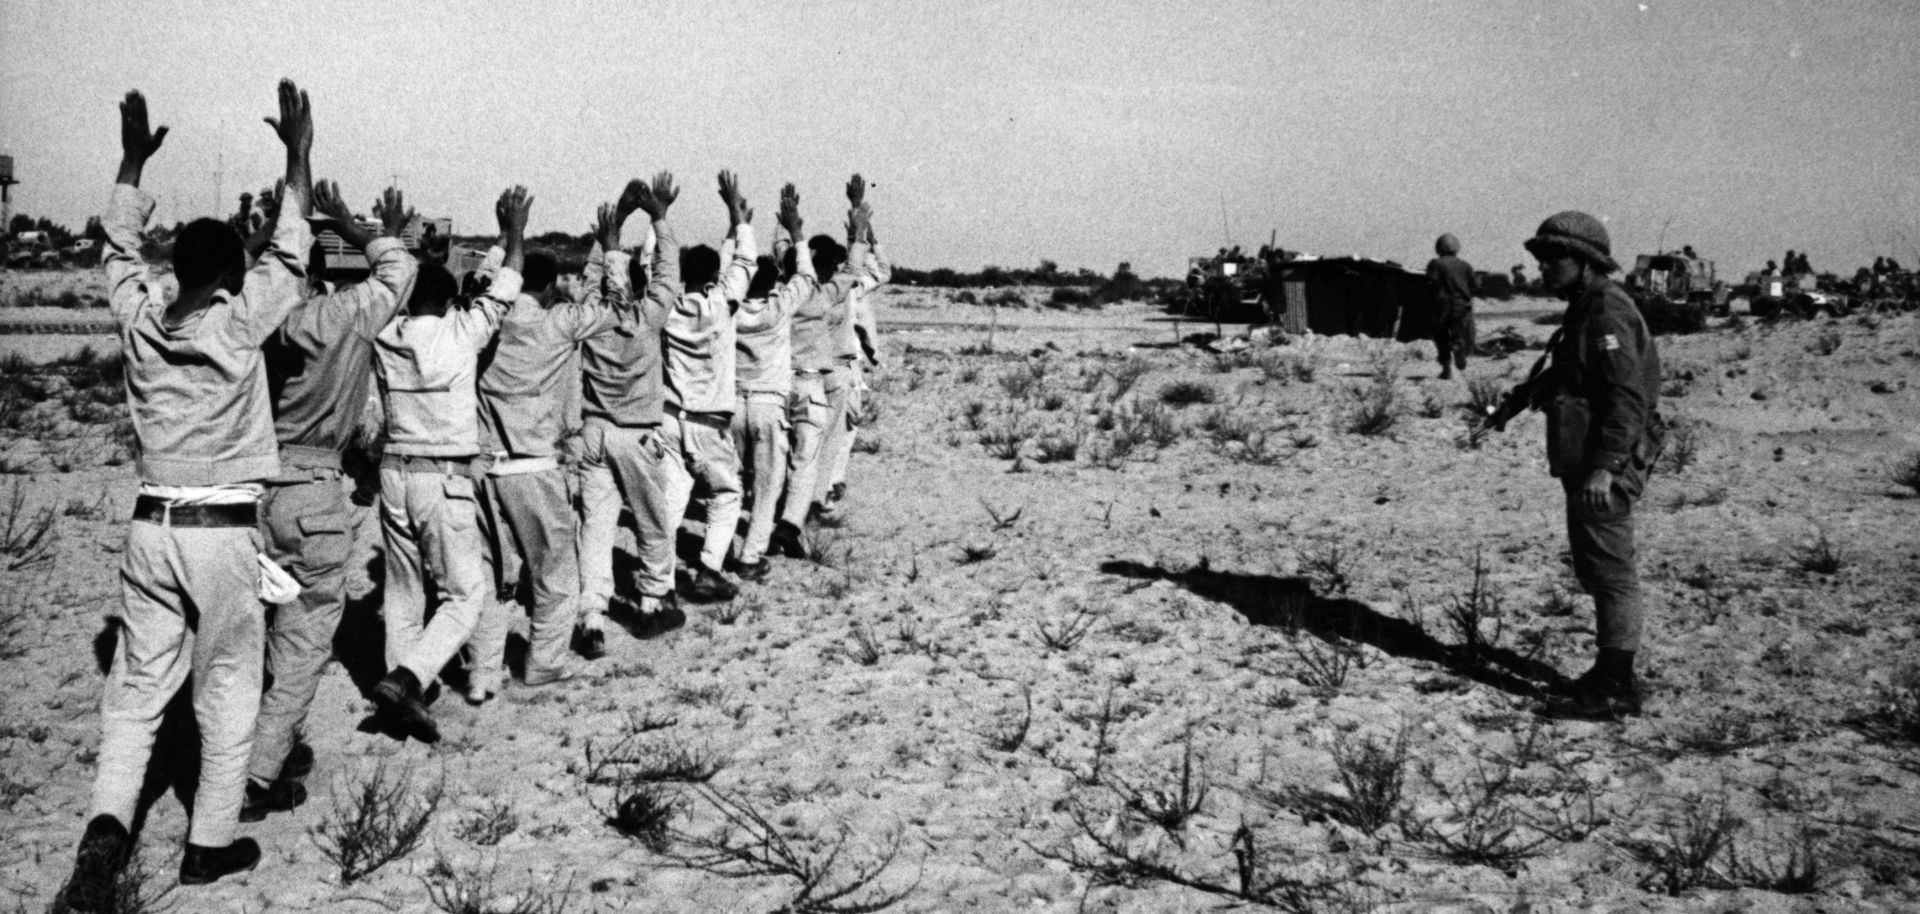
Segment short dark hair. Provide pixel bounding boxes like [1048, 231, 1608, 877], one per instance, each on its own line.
[746, 254, 779, 300]
[808, 234, 847, 280]
[682, 244, 721, 289]
[522, 251, 559, 293]
[173, 218, 245, 290]
[414, 263, 459, 308]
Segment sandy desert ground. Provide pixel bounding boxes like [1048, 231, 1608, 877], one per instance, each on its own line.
[2, 278, 1919, 913]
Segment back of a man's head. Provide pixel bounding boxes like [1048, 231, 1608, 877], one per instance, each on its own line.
[412, 263, 459, 313]
[808, 234, 847, 281]
[522, 251, 559, 294]
[173, 218, 245, 291]
[682, 244, 721, 290]
[746, 254, 779, 300]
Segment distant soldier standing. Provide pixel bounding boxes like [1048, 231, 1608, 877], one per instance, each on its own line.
[1426, 233, 1476, 380]
[1490, 211, 1663, 720]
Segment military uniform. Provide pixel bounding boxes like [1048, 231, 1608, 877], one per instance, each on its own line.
[1516, 211, 1663, 719]
[250, 234, 417, 805]
[1425, 233, 1476, 378]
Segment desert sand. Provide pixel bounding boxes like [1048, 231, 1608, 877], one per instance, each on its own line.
[2, 281, 1918, 913]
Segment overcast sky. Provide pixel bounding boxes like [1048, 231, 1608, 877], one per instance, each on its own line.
[3, 0, 1916, 278]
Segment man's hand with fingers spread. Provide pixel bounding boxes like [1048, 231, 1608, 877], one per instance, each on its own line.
[497, 185, 533, 274]
[632, 171, 678, 221]
[373, 187, 414, 240]
[718, 170, 753, 228]
[262, 79, 313, 215]
[117, 90, 169, 186]
[311, 180, 373, 250]
[593, 202, 622, 253]
[778, 183, 803, 240]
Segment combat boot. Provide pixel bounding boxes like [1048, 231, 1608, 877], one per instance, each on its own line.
[767, 521, 809, 560]
[372, 667, 441, 743]
[62, 814, 132, 912]
[1541, 670, 1643, 720]
[684, 565, 739, 603]
[179, 838, 261, 885]
[239, 777, 307, 822]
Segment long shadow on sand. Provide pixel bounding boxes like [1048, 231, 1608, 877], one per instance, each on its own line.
[1098, 560, 1567, 700]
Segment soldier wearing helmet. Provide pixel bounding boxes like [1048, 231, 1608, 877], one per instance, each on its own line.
[1488, 211, 1664, 720]
[1425, 233, 1477, 380]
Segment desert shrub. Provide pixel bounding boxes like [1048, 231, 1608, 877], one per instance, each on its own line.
[661, 786, 917, 912]
[1657, 416, 1700, 473]
[998, 361, 1046, 399]
[984, 289, 1025, 308]
[312, 761, 446, 884]
[1105, 356, 1151, 399]
[1158, 380, 1215, 406]
[1265, 730, 1408, 836]
[1443, 547, 1507, 660]
[951, 290, 978, 305]
[1033, 431, 1079, 463]
[1622, 791, 1743, 895]
[1117, 401, 1179, 449]
[423, 855, 574, 914]
[454, 797, 519, 846]
[1344, 378, 1399, 436]
[1810, 329, 1842, 355]
[1047, 287, 1093, 308]
[0, 480, 57, 571]
[1792, 531, 1844, 575]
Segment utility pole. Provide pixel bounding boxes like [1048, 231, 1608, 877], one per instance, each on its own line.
[0, 154, 16, 236]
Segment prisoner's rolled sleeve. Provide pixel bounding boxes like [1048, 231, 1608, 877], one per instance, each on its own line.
[456, 266, 523, 349]
[1587, 312, 1652, 474]
[719, 224, 757, 303]
[228, 201, 314, 347]
[103, 184, 158, 327]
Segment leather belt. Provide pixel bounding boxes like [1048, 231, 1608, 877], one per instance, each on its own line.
[381, 453, 474, 475]
[132, 496, 258, 528]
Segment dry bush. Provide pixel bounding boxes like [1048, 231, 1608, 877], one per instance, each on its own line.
[0, 479, 58, 571]
[1889, 451, 1920, 495]
[1158, 380, 1216, 406]
[1442, 547, 1508, 661]
[1343, 378, 1399, 436]
[1619, 790, 1742, 896]
[662, 785, 918, 913]
[1104, 356, 1151, 399]
[311, 760, 446, 884]
[1406, 761, 1560, 872]
[423, 855, 575, 914]
[1265, 730, 1409, 837]
[1034, 605, 1098, 653]
[454, 797, 520, 847]
[1657, 416, 1700, 474]
[1792, 531, 1845, 575]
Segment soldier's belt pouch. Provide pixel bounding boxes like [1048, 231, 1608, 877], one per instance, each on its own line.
[1544, 395, 1590, 477]
[1615, 413, 1667, 500]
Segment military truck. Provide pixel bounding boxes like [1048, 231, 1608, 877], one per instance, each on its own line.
[1181, 250, 1270, 323]
[315, 215, 451, 280]
[1623, 251, 1727, 332]
[4, 232, 61, 270]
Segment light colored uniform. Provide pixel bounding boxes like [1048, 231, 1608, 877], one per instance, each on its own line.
[251, 236, 416, 787]
[576, 226, 676, 609]
[466, 250, 634, 688]
[373, 266, 522, 689]
[783, 239, 884, 528]
[816, 242, 890, 504]
[92, 183, 310, 848]
[659, 224, 755, 577]
[730, 230, 816, 564]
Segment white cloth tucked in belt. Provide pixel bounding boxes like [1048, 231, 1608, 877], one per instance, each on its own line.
[484, 453, 560, 477]
[136, 483, 265, 505]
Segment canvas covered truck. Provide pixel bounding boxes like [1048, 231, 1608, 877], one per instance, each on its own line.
[316, 215, 451, 280]
[1181, 251, 1269, 323]
[1623, 251, 1727, 332]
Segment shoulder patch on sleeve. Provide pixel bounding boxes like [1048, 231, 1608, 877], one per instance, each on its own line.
[1602, 333, 1620, 351]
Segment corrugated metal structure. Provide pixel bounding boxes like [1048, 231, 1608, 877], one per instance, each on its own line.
[1266, 257, 1435, 341]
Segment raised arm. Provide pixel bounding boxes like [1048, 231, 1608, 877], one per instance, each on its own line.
[105, 90, 169, 326]
[632, 171, 681, 318]
[716, 170, 757, 303]
[239, 181, 285, 263]
[348, 185, 419, 332]
[457, 185, 530, 346]
[562, 201, 644, 341]
[770, 183, 817, 317]
[229, 79, 318, 346]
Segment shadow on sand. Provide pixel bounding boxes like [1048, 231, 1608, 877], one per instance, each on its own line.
[1098, 560, 1567, 700]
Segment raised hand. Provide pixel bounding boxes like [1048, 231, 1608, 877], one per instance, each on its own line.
[593, 202, 622, 251]
[497, 185, 533, 241]
[262, 78, 313, 159]
[846, 173, 866, 207]
[257, 180, 284, 225]
[778, 183, 803, 239]
[116, 90, 169, 186]
[310, 180, 355, 228]
[119, 90, 169, 163]
[373, 186, 414, 239]
[632, 171, 678, 220]
[616, 179, 647, 225]
[717, 170, 753, 227]
[845, 202, 872, 245]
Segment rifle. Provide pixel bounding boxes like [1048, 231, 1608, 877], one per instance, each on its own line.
[1471, 327, 1564, 446]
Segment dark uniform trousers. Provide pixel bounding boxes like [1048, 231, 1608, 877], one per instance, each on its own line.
[251, 467, 353, 785]
[1434, 299, 1476, 370]
[1561, 478, 1642, 652]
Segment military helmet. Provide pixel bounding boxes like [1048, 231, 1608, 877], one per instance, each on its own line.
[1523, 211, 1618, 273]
